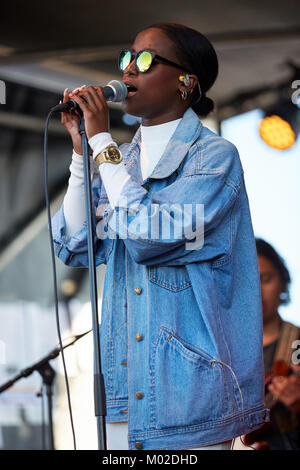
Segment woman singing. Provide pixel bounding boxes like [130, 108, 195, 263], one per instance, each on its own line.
[52, 23, 268, 450]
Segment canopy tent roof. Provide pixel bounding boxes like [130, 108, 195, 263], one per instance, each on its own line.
[0, 0, 299, 103]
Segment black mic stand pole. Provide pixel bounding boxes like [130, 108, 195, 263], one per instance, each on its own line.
[38, 362, 56, 450]
[79, 115, 107, 451]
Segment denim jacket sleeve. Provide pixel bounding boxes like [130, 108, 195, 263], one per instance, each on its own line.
[52, 136, 243, 268]
[108, 140, 243, 266]
[51, 176, 113, 267]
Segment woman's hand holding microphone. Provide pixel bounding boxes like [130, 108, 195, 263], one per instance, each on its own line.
[61, 85, 110, 155]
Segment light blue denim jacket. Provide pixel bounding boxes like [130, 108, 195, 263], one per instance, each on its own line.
[52, 108, 269, 450]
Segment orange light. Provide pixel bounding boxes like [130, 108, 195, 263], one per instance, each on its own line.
[259, 115, 296, 150]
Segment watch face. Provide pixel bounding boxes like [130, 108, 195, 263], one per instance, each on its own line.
[108, 146, 122, 162]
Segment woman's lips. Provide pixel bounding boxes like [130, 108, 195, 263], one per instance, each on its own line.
[128, 90, 137, 98]
[125, 85, 138, 98]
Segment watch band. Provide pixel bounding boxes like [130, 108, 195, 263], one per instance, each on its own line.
[94, 144, 122, 167]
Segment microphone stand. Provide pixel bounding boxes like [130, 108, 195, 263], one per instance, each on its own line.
[0, 330, 91, 450]
[79, 115, 107, 450]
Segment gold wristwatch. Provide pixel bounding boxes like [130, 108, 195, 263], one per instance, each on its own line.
[94, 145, 122, 167]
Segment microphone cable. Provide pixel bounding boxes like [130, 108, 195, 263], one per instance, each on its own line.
[43, 111, 77, 450]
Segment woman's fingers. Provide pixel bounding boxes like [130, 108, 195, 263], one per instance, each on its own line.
[63, 87, 69, 102]
[61, 89, 69, 124]
[67, 85, 109, 139]
[88, 86, 107, 108]
[60, 87, 82, 137]
[68, 92, 90, 113]
[69, 85, 107, 112]
[70, 87, 96, 112]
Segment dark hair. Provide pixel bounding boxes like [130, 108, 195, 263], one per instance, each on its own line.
[145, 23, 219, 117]
[256, 238, 291, 305]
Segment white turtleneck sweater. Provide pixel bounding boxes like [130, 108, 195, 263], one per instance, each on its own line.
[63, 118, 182, 237]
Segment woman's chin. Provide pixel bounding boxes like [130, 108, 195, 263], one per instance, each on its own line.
[121, 101, 142, 119]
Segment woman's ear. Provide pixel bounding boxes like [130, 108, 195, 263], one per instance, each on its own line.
[178, 74, 198, 94]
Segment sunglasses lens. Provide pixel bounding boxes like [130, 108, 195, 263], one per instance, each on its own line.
[136, 51, 152, 72]
[119, 50, 132, 71]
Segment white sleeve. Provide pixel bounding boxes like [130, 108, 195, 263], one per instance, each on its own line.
[64, 130, 132, 238]
[89, 133, 131, 209]
[63, 151, 87, 238]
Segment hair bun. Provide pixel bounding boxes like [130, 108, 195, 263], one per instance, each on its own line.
[192, 95, 215, 117]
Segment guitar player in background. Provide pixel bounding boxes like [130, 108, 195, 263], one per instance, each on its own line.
[247, 238, 300, 450]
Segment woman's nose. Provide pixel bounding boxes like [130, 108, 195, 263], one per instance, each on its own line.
[124, 58, 138, 75]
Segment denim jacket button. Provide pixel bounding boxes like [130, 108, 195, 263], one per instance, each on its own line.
[135, 442, 143, 449]
[135, 333, 143, 342]
[136, 392, 144, 400]
[134, 287, 142, 295]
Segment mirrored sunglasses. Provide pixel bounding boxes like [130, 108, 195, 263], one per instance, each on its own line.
[118, 49, 191, 74]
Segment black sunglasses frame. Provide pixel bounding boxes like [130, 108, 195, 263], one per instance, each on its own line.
[118, 49, 191, 74]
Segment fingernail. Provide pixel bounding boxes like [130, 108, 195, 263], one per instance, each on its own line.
[64, 88, 68, 94]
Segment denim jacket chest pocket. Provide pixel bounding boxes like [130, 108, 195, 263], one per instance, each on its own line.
[148, 265, 192, 292]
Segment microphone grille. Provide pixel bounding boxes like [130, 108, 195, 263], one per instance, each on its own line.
[107, 80, 128, 102]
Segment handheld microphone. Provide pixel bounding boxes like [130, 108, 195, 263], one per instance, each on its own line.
[51, 80, 128, 113]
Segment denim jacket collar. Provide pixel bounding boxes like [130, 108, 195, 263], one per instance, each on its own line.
[123, 107, 203, 181]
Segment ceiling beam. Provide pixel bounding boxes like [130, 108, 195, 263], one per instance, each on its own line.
[0, 43, 129, 65]
[209, 26, 300, 49]
[0, 110, 134, 143]
[0, 27, 299, 65]
[0, 190, 65, 273]
[0, 110, 66, 135]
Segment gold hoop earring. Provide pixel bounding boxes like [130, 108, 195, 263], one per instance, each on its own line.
[181, 90, 188, 101]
